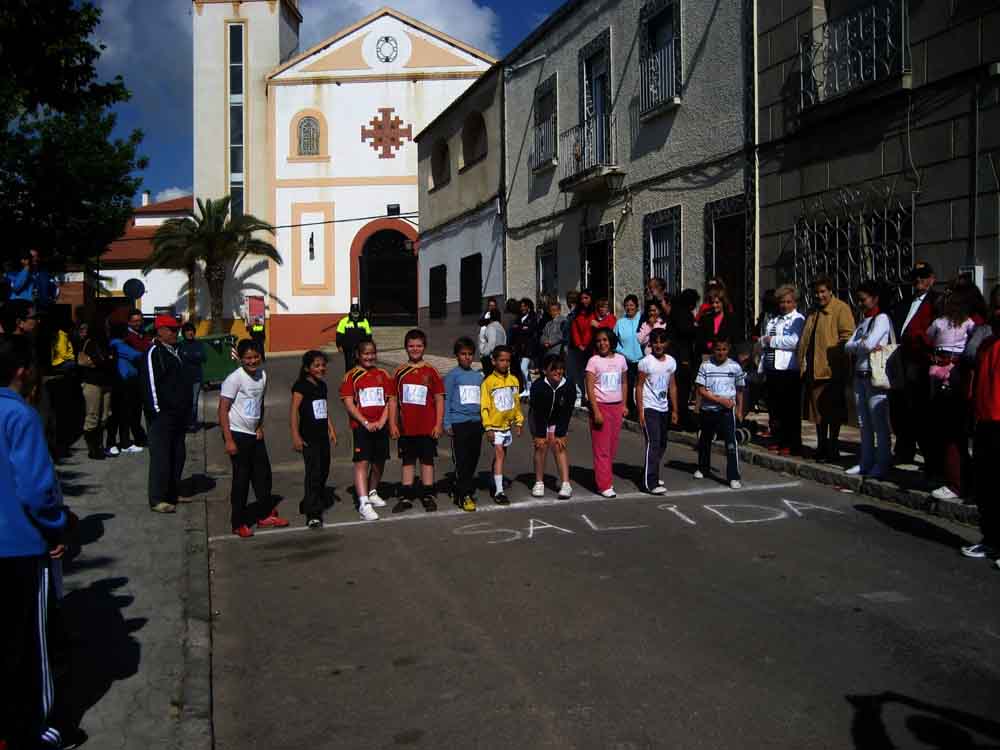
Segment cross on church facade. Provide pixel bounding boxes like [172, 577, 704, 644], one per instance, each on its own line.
[361, 107, 413, 159]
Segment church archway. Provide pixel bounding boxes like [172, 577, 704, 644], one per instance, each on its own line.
[350, 219, 418, 326]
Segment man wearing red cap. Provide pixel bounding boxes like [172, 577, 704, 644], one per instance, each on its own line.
[141, 315, 193, 513]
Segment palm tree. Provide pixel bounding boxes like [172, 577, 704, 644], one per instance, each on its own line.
[146, 196, 282, 333]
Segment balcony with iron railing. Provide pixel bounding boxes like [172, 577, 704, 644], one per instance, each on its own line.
[529, 116, 558, 171]
[799, 0, 911, 111]
[558, 114, 623, 193]
[639, 40, 680, 118]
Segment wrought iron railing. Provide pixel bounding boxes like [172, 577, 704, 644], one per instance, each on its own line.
[639, 40, 678, 115]
[793, 190, 913, 307]
[800, 0, 910, 110]
[529, 117, 557, 170]
[559, 114, 616, 182]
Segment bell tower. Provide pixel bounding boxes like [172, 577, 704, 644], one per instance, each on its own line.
[192, 0, 301, 220]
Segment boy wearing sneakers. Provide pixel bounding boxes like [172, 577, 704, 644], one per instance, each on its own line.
[528, 354, 574, 499]
[480, 345, 523, 504]
[444, 337, 484, 512]
[219, 339, 289, 538]
[391, 330, 445, 513]
[637, 328, 679, 494]
[694, 337, 746, 489]
[340, 339, 395, 521]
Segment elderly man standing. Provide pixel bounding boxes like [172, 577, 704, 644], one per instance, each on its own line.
[890, 262, 938, 468]
[142, 315, 193, 514]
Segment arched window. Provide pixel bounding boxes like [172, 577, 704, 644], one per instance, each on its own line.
[298, 116, 320, 156]
[430, 139, 451, 190]
[461, 112, 488, 168]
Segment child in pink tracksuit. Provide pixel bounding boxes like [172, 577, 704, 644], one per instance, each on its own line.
[585, 328, 629, 497]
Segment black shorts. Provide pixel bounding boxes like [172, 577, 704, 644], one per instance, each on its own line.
[352, 426, 390, 463]
[398, 435, 438, 463]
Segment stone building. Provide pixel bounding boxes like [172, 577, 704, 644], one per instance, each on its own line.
[415, 65, 505, 344]
[502, 0, 755, 332]
[757, 0, 1000, 304]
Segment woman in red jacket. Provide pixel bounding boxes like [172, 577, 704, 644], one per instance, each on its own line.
[569, 289, 595, 406]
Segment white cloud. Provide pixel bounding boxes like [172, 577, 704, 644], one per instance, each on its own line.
[155, 186, 192, 203]
[299, 0, 501, 56]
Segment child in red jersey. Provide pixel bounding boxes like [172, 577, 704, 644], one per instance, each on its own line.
[391, 329, 445, 513]
[339, 339, 396, 521]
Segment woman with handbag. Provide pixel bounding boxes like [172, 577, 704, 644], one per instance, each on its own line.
[799, 277, 855, 461]
[844, 281, 894, 479]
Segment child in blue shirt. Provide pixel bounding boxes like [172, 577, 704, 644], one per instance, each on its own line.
[444, 337, 484, 511]
[695, 337, 746, 488]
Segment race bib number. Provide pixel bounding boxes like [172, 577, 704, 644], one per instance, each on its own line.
[358, 387, 385, 408]
[459, 385, 480, 406]
[311, 399, 328, 420]
[598, 371, 621, 393]
[492, 387, 515, 412]
[402, 383, 428, 406]
[242, 398, 261, 420]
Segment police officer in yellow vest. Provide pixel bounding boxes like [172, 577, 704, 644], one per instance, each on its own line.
[335, 304, 373, 373]
[250, 317, 266, 361]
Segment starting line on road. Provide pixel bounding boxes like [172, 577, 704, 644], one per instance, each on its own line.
[207, 480, 804, 543]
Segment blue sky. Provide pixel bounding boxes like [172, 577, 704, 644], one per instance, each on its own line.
[93, 0, 559, 206]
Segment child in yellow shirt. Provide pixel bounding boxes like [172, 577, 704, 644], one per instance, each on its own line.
[480, 345, 523, 504]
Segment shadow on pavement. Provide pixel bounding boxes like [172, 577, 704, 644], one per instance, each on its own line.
[847, 691, 1000, 749]
[853, 504, 968, 549]
[179, 473, 217, 498]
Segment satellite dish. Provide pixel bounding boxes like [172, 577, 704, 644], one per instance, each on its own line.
[123, 278, 146, 300]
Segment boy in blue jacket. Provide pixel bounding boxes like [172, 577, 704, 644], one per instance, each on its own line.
[0, 335, 70, 750]
[443, 337, 483, 512]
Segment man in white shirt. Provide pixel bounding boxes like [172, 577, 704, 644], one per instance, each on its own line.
[890, 262, 938, 466]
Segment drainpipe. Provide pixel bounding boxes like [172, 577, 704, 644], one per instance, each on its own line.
[969, 75, 981, 267]
[500, 68, 508, 303]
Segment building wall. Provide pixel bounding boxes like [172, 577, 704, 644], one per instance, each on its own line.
[101, 267, 192, 316]
[757, 0, 1000, 297]
[502, 0, 748, 315]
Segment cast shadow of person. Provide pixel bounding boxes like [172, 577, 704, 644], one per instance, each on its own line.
[847, 691, 1000, 749]
[53, 576, 145, 735]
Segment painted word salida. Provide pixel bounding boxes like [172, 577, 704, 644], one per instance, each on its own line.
[452, 498, 844, 544]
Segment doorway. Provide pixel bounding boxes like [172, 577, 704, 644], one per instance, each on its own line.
[708, 211, 747, 339]
[359, 229, 417, 326]
[582, 238, 612, 304]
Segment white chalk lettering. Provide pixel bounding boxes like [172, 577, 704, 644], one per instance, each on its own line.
[453, 522, 522, 544]
[580, 514, 649, 532]
[657, 504, 698, 526]
[527, 518, 575, 539]
[703, 504, 789, 524]
[781, 499, 845, 517]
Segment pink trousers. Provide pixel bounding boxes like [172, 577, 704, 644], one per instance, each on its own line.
[590, 401, 624, 492]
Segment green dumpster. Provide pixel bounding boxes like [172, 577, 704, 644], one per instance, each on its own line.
[201, 334, 239, 386]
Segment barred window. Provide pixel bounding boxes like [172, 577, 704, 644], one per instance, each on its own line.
[298, 116, 320, 156]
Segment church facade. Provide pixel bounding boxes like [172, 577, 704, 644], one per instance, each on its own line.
[192, 0, 493, 350]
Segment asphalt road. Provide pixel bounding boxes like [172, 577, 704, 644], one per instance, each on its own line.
[203, 355, 1000, 750]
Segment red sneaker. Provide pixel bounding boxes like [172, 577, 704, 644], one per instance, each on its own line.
[257, 511, 290, 528]
[233, 525, 254, 538]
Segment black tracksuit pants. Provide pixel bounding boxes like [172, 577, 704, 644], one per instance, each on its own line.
[123, 378, 147, 446]
[767, 369, 802, 451]
[642, 409, 670, 490]
[697, 408, 741, 480]
[0, 556, 57, 749]
[974, 422, 1000, 546]
[451, 421, 483, 497]
[148, 414, 186, 507]
[301, 440, 331, 520]
[230, 432, 273, 528]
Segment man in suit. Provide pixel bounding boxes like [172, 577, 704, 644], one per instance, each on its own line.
[890, 261, 938, 467]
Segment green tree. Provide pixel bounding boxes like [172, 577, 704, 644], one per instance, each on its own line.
[147, 197, 282, 333]
[0, 1, 145, 268]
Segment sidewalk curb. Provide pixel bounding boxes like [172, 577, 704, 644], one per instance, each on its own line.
[178, 496, 214, 747]
[572, 406, 980, 527]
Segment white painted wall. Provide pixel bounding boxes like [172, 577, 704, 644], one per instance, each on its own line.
[417, 203, 503, 307]
[102, 267, 191, 316]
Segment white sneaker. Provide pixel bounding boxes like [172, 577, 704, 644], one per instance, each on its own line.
[368, 490, 387, 507]
[693, 470, 705, 480]
[600, 488, 617, 498]
[658, 479, 665, 486]
[961, 543, 994, 559]
[729, 480, 743, 490]
[124, 444, 144, 454]
[359, 503, 379, 521]
[531, 482, 545, 498]
[931, 486, 961, 502]
[558, 482, 572, 499]
[106, 446, 120, 457]
[651, 485, 667, 495]
[845, 465, 862, 475]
